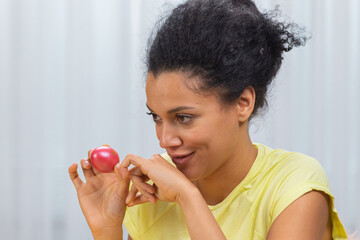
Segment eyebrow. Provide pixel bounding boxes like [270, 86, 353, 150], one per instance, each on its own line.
[146, 104, 195, 115]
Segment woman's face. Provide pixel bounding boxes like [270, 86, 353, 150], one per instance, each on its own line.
[145, 71, 244, 181]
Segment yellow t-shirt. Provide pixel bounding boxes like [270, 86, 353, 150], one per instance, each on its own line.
[124, 143, 347, 239]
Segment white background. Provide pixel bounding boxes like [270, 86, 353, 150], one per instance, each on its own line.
[0, 0, 358, 239]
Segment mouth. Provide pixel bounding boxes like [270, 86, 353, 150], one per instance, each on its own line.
[169, 152, 195, 166]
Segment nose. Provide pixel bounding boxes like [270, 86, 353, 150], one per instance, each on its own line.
[157, 123, 182, 149]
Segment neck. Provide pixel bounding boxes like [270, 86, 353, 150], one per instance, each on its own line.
[193, 133, 258, 206]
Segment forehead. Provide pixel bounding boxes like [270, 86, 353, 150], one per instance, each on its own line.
[145, 71, 220, 111]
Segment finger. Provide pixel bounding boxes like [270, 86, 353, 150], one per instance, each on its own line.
[87, 149, 93, 159]
[129, 166, 143, 177]
[151, 154, 172, 166]
[81, 158, 96, 180]
[126, 184, 139, 204]
[130, 175, 156, 203]
[129, 167, 151, 182]
[151, 153, 163, 160]
[114, 163, 131, 192]
[130, 174, 155, 194]
[121, 154, 149, 177]
[68, 163, 84, 190]
[127, 194, 154, 207]
[91, 166, 101, 175]
[153, 183, 159, 198]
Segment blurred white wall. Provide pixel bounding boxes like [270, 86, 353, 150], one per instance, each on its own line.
[0, 0, 358, 239]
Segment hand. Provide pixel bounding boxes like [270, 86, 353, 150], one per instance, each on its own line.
[68, 149, 129, 238]
[122, 154, 227, 240]
[121, 154, 193, 206]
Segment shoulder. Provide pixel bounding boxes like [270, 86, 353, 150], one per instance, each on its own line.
[256, 145, 347, 238]
[257, 144, 329, 187]
[254, 144, 332, 220]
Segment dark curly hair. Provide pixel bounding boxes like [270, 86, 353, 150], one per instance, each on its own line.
[146, 0, 308, 117]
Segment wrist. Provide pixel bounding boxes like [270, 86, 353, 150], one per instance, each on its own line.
[177, 182, 202, 208]
[92, 226, 123, 240]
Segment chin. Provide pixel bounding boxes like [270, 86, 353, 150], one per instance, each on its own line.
[185, 170, 207, 183]
[177, 166, 202, 181]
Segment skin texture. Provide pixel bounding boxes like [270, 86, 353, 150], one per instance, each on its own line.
[267, 191, 332, 240]
[144, 72, 258, 205]
[68, 149, 129, 240]
[69, 71, 332, 239]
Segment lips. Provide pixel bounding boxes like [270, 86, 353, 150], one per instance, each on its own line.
[169, 152, 195, 166]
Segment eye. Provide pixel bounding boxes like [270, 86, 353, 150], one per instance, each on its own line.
[176, 114, 193, 124]
[146, 112, 161, 122]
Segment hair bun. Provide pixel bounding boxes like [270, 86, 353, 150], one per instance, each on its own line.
[147, 0, 309, 118]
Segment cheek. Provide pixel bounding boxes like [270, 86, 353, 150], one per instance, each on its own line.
[182, 127, 213, 148]
[199, 118, 239, 150]
[182, 116, 236, 149]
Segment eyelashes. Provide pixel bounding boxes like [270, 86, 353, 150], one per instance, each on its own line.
[146, 112, 194, 124]
[146, 112, 160, 122]
[176, 114, 193, 124]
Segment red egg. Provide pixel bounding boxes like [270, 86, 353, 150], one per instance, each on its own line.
[90, 145, 120, 173]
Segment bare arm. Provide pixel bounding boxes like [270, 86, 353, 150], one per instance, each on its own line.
[267, 190, 332, 240]
[177, 184, 227, 240]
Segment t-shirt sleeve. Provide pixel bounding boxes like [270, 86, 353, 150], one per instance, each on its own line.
[270, 153, 347, 239]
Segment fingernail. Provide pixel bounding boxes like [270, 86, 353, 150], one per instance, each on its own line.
[116, 162, 121, 169]
[83, 160, 89, 167]
[116, 163, 122, 175]
[125, 195, 131, 204]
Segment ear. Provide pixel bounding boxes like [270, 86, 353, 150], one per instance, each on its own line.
[236, 86, 256, 123]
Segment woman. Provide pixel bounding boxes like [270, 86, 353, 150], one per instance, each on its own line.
[69, 0, 347, 239]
